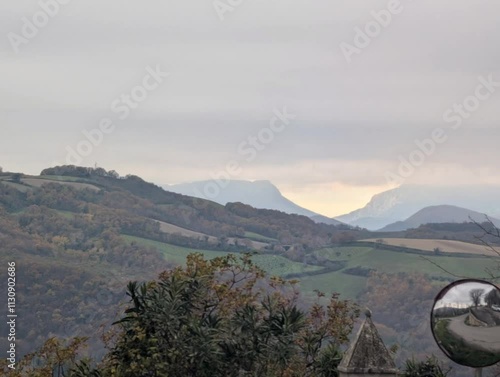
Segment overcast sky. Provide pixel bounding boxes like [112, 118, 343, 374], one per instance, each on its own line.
[434, 281, 498, 309]
[1, 1, 499, 216]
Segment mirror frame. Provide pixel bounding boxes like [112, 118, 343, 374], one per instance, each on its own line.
[430, 279, 500, 368]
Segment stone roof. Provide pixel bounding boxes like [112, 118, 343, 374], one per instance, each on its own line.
[338, 310, 398, 374]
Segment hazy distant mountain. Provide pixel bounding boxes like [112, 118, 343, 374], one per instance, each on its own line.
[309, 214, 345, 226]
[165, 180, 343, 225]
[379, 205, 500, 232]
[335, 185, 500, 230]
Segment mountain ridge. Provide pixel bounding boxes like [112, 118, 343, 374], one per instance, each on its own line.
[379, 204, 500, 232]
[165, 179, 343, 225]
[335, 184, 500, 230]
[1, 165, 498, 365]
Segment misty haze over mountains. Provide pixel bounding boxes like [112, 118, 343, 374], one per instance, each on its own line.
[379, 205, 500, 232]
[3, 0, 500, 373]
[166, 180, 312, 214]
[165, 180, 342, 225]
[167, 180, 500, 231]
[336, 185, 500, 230]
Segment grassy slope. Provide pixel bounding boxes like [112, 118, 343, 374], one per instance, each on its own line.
[316, 246, 493, 278]
[22, 178, 101, 191]
[55, 210, 76, 219]
[244, 231, 279, 243]
[122, 235, 227, 265]
[307, 246, 495, 299]
[361, 238, 495, 256]
[156, 220, 216, 241]
[122, 235, 322, 277]
[0, 181, 32, 192]
[121, 237, 496, 300]
[10, 175, 495, 301]
[38, 175, 89, 182]
[298, 271, 367, 300]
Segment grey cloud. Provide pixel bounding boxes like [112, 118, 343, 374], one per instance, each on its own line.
[1, 0, 499, 192]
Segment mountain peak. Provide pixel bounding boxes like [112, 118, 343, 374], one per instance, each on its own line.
[379, 204, 500, 232]
[164, 179, 341, 225]
[336, 184, 500, 230]
[252, 179, 273, 185]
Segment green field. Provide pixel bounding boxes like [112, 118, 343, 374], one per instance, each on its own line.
[121, 237, 497, 300]
[123, 235, 228, 265]
[310, 245, 496, 298]
[0, 180, 32, 192]
[315, 246, 494, 279]
[1, 175, 94, 193]
[125, 235, 360, 298]
[299, 270, 367, 300]
[55, 210, 76, 219]
[244, 231, 278, 243]
[38, 175, 90, 182]
[22, 178, 100, 191]
[250, 254, 322, 276]
[122, 235, 322, 277]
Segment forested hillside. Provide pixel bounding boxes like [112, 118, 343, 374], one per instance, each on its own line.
[0, 166, 361, 358]
[0, 166, 498, 376]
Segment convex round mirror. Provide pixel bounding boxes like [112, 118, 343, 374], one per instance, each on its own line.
[431, 279, 500, 368]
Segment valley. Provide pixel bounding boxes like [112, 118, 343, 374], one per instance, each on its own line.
[0, 166, 499, 369]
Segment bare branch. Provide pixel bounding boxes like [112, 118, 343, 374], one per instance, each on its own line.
[420, 256, 470, 279]
[419, 256, 500, 280]
[469, 215, 500, 257]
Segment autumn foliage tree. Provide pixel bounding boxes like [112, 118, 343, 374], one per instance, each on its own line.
[362, 272, 440, 364]
[0, 337, 90, 377]
[96, 253, 360, 377]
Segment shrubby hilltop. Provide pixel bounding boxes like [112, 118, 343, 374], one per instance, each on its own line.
[0, 165, 361, 358]
[0, 165, 498, 376]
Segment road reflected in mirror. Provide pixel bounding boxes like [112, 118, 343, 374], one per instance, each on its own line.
[431, 279, 500, 368]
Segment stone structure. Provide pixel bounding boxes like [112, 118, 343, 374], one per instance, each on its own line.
[470, 306, 500, 326]
[338, 310, 399, 377]
[466, 311, 488, 327]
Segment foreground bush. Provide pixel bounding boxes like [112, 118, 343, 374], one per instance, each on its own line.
[3, 253, 359, 377]
[403, 356, 450, 377]
[103, 253, 359, 377]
